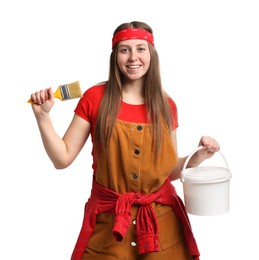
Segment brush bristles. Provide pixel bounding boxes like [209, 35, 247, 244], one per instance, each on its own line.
[60, 81, 82, 100]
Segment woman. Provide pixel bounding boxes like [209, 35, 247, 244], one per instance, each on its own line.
[30, 21, 220, 260]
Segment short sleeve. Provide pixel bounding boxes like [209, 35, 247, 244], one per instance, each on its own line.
[167, 96, 179, 130]
[74, 84, 105, 124]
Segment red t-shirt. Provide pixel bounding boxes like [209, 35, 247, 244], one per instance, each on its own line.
[74, 83, 179, 132]
[74, 84, 178, 173]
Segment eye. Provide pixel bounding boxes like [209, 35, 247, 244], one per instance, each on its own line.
[119, 47, 129, 53]
[138, 47, 146, 52]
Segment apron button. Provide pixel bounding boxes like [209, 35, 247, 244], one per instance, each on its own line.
[131, 241, 137, 247]
[134, 149, 140, 155]
[132, 173, 139, 179]
[137, 125, 143, 131]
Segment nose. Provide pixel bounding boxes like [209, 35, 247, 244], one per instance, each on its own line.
[129, 50, 138, 61]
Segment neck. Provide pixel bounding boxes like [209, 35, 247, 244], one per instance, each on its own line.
[122, 80, 145, 105]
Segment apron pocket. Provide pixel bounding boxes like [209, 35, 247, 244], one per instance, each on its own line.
[86, 213, 114, 252]
[156, 205, 185, 250]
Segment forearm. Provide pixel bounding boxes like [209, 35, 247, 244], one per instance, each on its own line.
[35, 113, 69, 169]
[169, 155, 202, 181]
[169, 157, 187, 181]
[169, 143, 220, 181]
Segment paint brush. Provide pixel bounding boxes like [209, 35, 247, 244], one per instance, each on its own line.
[27, 80, 82, 103]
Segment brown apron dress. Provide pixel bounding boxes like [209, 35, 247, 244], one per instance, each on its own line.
[82, 120, 193, 260]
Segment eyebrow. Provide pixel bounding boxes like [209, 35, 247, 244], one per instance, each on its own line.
[118, 43, 148, 48]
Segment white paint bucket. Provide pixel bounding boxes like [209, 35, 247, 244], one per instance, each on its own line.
[180, 147, 232, 216]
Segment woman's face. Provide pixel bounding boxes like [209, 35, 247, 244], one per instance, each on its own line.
[117, 39, 151, 82]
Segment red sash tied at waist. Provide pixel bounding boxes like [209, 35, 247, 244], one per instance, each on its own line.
[71, 178, 200, 260]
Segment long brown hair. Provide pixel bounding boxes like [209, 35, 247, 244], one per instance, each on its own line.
[94, 21, 173, 156]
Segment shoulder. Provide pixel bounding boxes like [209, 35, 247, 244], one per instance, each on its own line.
[74, 82, 106, 123]
[166, 95, 177, 112]
[166, 94, 179, 129]
[83, 82, 106, 99]
[79, 82, 106, 106]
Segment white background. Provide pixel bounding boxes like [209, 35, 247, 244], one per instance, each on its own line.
[0, 0, 258, 259]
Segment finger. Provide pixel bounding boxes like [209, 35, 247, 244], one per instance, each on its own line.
[200, 136, 220, 152]
[30, 93, 37, 103]
[33, 90, 43, 104]
[40, 89, 48, 102]
[47, 87, 54, 101]
[33, 91, 41, 104]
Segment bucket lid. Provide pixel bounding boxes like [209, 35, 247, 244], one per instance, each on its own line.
[181, 166, 232, 184]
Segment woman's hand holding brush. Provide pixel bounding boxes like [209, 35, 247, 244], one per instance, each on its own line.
[30, 87, 55, 115]
[28, 80, 82, 115]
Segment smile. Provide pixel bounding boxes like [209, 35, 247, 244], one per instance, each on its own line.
[127, 65, 142, 69]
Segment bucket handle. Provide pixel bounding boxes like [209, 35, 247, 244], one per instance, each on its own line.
[182, 146, 229, 172]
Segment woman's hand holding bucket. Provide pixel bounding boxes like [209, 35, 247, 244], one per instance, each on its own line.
[187, 136, 220, 168]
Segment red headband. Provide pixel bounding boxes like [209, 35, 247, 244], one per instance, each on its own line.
[112, 28, 154, 49]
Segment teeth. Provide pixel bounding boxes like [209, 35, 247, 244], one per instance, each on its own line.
[128, 65, 140, 69]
